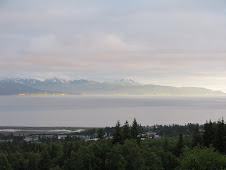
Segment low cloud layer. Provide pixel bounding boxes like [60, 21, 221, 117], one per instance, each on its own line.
[0, 0, 225, 91]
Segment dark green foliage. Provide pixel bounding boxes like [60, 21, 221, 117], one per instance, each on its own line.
[88, 141, 111, 169]
[9, 152, 27, 170]
[175, 134, 184, 157]
[0, 153, 12, 170]
[52, 165, 62, 170]
[192, 125, 202, 147]
[112, 121, 123, 144]
[0, 119, 226, 169]
[76, 146, 95, 170]
[49, 143, 64, 167]
[105, 144, 126, 170]
[154, 123, 197, 137]
[122, 120, 131, 141]
[158, 150, 178, 170]
[28, 152, 39, 170]
[214, 119, 225, 153]
[131, 118, 139, 139]
[64, 145, 96, 170]
[177, 146, 226, 170]
[39, 149, 51, 170]
[203, 121, 215, 147]
[224, 124, 226, 154]
[121, 139, 144, 170]
[142, 147, 163, 170]
[97, 128, 104, 140]
[63, 151, 78, 170]
[163, 138, 169, 152]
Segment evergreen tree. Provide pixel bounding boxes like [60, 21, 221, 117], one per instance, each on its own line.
[131, 119, 139, 139]
[76, 146, 95, 170]
[224, 124, 226, 154]
[159, 150, 178, 170]
[112, 121, 123, 144]
[203, 121, 215, 147]
[9, 152, 27, 170]
[178, 146, 226, 169]
[97, 128, 104, 140]
[175, 134, 184, 157]
[105, 144, 126, 170]
[121, 140, 144, 170]
[214, 119, 224, 152]
[39, 149, 51, 170]
[192, 125, 202, 147]
[63, 151, 78, 170]
[122, 120, 130, 141]
[163, 138, 169, 152]
[28, 152, 38, 170]
[142, 146, 163, 170]
[0, 153, 12, 170]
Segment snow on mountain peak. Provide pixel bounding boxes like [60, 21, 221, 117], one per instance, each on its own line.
[114, 79, 137, 84]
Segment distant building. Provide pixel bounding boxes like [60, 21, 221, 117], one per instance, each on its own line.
[89, 138, 98, 141]
[146, 131, 157, 136]
[145, 131, 157, 138]
[45, 135, 54, 138]
[58, 135, 67, 140]
[24, 138, 33, 142]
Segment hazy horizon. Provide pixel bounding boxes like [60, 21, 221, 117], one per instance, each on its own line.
[1, 95, 226, 127]
[1, 77, 225, 93]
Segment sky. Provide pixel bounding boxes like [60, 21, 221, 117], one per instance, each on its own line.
[0, 0, 225, 92]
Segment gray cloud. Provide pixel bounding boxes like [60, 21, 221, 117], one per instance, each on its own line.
[0, 0, 225, 91]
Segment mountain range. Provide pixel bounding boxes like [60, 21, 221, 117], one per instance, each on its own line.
[0, 78, 224, 96]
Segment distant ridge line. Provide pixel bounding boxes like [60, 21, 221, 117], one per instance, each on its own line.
[0, 78, 225, 96]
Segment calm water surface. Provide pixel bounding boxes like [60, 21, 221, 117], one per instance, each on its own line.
[0, 96, 226, 127]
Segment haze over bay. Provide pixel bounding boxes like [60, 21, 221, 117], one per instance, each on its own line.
[0, 96, 225, 127]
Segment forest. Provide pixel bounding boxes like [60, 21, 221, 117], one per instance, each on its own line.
[0, 119, 226, 170]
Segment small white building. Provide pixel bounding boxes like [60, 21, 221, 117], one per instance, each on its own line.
[24, 138, 33, 142]
[58, 135, 67, 140]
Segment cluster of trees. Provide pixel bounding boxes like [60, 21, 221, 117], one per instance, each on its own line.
[198, 120, 226, 153]
[0, 119, 226, 170]
[0, 133, 24, 141]
[152, 123, 198, 137]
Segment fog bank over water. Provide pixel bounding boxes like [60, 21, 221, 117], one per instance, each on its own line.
[0, 96, 225, 127]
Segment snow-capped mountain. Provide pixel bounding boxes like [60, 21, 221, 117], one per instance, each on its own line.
[113, 79, 139, 84]
[0, 78, 225, 96]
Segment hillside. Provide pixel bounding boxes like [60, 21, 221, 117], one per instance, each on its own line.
[0, 79, 42, 95]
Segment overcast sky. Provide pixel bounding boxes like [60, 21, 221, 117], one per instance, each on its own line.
[0, 0, 225, 91]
